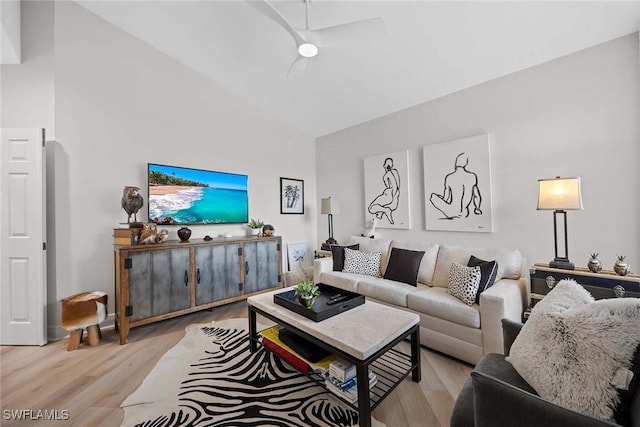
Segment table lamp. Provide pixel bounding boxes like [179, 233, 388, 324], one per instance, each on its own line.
[537, 176, 583, 270]
[321, 197, 339, 245]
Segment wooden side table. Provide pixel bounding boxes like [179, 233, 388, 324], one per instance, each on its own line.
[529, 263, 640, 308]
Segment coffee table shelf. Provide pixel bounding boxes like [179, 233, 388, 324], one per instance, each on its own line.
[256, 332, 415, 412]
[247, 288, 421, 427]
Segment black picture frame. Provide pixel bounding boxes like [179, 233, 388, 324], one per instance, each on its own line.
[280, 177, 304, 214]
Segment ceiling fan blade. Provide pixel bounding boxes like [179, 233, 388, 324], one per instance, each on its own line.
[246, 0, 307, 47]
[286, 56, 308, 78]
[311, 17, 386, 48]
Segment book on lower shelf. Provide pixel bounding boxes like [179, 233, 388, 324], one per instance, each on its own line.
[328, 358, 357, 382]
[259, 326, 339, 375]
[262, 336, 312, 374]
[325, 370, 377, 403]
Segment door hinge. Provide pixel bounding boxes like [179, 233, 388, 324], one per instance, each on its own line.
[277, 243, 281, 251]
[278, 274, 282, 283]
[237, 247, 243, 256]
[42, 242, 46, 250]
[42, 129, 46, 146]
[238, 283, 243, 292]
[125, 305, 133, 317]
[124, 257, 133, 269]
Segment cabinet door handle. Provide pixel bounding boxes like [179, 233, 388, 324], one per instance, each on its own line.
[197, 268, 201, 284]
[184, 270, 189, 286]
[245, 261, 249, 275]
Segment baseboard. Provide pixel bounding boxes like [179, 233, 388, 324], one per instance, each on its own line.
[47, 313, 117, 342]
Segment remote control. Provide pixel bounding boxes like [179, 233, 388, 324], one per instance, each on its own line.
[326, 295, 348, 305]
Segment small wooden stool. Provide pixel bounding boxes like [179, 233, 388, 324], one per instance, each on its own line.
[61, 291, 108, 351]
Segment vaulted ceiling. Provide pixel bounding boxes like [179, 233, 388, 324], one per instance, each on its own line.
[8, 1, 640, 138]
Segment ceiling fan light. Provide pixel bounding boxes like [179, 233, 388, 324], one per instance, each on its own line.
[298, 43, 318, 58]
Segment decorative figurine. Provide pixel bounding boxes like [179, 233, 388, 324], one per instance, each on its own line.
[138, 223, 158, 244]
[155, 228, 169, 243]
[361, 218, 381, 239]
[121, 186, 144, 223]
[261, 224, 275, 237]
[587, 252, 602, 273]
[614, 255, 630, 276]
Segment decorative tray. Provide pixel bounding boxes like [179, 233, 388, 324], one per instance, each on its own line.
[274, 283, 365, 322]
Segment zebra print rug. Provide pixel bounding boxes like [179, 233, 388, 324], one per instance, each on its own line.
[121, 318, 385, 427]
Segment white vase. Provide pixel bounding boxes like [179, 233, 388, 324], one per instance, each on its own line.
[250, 228, 260, 236]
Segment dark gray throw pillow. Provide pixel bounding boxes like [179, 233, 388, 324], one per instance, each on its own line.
[467, 255, 498, 303]
[383, 247, 425, 286]
[331, 244, 359, 271]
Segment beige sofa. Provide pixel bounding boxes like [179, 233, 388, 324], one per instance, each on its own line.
[314, 236, 528, 365]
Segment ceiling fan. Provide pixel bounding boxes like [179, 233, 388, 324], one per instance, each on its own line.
[247, 0, 386, 77]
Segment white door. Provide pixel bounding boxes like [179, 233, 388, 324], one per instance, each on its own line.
[1, 128, 47, 345]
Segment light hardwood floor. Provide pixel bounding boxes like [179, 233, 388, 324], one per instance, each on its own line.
[0, 301, 472, 427]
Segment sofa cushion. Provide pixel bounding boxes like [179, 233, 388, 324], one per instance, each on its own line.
[347, 236, 392, 273]
[383, 247, 425, 286]
[468, 255, 498, 304]
[448, 262, 481, 306]
[343, 248, 381, 277]
[407, 287, 481, 328]
[432, 245, 522, 287]
[316, 271, 360, 293]
[389, 240, 440, 285]
[507, 279, 640, 422]
[356, 277, 416, 307]
[330, 244, 359, 271]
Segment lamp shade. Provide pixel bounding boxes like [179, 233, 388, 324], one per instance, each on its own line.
[321, 197, 339, 215]
[537, 177, 583, 210]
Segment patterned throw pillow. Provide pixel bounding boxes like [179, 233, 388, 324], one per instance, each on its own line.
[447, 262, 481, 306]
[467, 255, 498, 303]
[342, 248, 381, 277]
[330, 244, 360, 271]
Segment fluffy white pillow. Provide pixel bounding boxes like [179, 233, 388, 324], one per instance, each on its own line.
[447, 262, 481, 306]
[507, 279, 640, 421]
[342, 248, 381, 277]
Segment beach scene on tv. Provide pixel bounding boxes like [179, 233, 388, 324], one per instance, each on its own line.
[148, 164, 249, 225]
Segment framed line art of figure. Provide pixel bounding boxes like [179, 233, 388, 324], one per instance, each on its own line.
[363, 150, 411, 229]
[280, 177, 304, 214]
[423, 134, 494, 232]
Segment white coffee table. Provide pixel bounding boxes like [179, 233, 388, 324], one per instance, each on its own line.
[247, 287, 421, 427]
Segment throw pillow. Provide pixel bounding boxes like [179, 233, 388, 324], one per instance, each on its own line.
[447, 262, 481, 306]
[342, 248, 381, 277]
[467, 255, 498, 304]
[507, 279, 640, 422]
[330, 244, 359, 272]
[383, 247, 425, 286]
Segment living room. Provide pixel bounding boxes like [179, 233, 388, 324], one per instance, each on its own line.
[2, 1, 639, 426]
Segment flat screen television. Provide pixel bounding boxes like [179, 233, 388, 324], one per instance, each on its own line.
[148, 163, 248, 225]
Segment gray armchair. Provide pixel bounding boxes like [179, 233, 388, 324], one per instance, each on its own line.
[450, 319, 638, 427]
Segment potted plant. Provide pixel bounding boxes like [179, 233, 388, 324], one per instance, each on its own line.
[293, 279, 320, 309]
[248, 218, 264, 236]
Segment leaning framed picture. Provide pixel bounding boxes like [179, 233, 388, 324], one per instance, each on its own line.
[280, 177, 304, 214]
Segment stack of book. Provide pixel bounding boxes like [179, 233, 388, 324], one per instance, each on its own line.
[326, 358, 377, 403]
[259, 326, 338, 375]
[113, 227, 142, 245]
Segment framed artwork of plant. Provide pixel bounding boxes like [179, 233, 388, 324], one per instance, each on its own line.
[280, 177, 304, 214]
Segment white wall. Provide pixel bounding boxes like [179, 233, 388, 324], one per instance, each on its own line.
[317, 34, 639, 274]
[2, 1, 317, 339]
